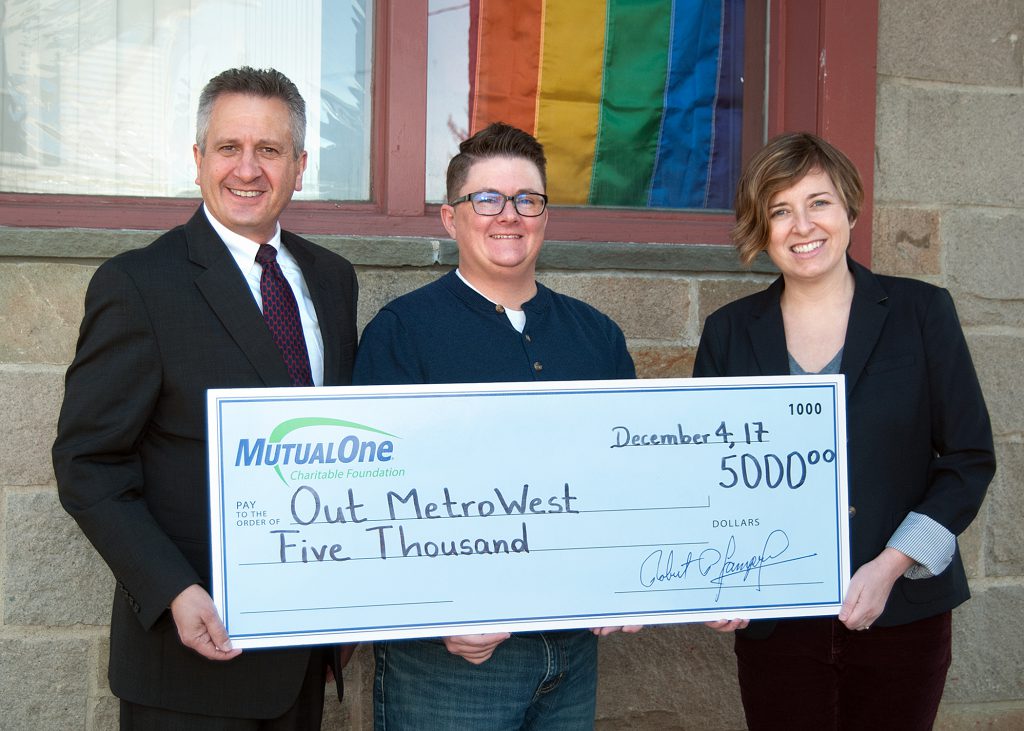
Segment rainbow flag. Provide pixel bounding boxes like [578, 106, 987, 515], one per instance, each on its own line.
[468, 0, 744, 209]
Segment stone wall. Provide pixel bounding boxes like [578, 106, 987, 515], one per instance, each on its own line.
[1, 1, 1022, 727]
[872, 0, 1024, 727]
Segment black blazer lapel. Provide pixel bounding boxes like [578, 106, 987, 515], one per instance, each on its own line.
[747, 277, 790, 376]
[184, 208, 292, 386]
[285, 232, 349, 386]
[841, 257, 890, 398]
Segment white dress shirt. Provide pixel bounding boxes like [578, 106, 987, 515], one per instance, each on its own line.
[203, 205, 325, 386]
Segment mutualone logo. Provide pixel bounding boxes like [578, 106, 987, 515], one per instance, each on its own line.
[234, 417, 399, 486]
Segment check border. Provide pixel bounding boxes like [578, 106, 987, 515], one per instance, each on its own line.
[208, 376, 850, 649]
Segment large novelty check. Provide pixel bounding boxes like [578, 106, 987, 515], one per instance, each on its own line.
[208, 376, 849, 649]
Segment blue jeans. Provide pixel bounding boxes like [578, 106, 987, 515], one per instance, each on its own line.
[374, 630, 598, 730]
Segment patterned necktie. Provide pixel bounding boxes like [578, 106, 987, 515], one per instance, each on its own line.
[255, 244, 314, 386]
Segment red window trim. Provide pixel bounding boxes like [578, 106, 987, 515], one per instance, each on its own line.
[0, 0, 876, 257]
[768, 0, 879, 265]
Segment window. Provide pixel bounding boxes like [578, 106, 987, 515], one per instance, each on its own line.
[426, 1, 746, 210]
[0, 0, 372, 199]
[0, 0, 877, 259]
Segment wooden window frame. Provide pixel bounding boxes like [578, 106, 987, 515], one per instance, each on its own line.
[0, 0, 877, 261]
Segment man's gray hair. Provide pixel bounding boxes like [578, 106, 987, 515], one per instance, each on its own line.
[195, 67, 306, 157]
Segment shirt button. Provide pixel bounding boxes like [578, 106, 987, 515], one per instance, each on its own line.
[848, 505, 857, 517]
[524, 334, 532, 343]
[533, 361, 543, 372]
[495, 304, 505, 313]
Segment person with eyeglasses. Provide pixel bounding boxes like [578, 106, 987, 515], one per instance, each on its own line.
[352, 122, 638, 730]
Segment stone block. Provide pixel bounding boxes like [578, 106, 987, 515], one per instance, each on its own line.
[954, 293, 1024, 332]
[943, 209, 1024, 327]
[88, 634, 118, 724]
[0, 366, 65, 486]
[630, 346, 697, 379]
[327, 644, 373, 730]
[944, 210, 1024, 300]
[0, 638, 92, 729]
[871, 206, 942, 277]
[0, 262, 94, 365]
[595, 624, 745, 730]
[985, 442, 1024, 577]
[96, 636, 112, 693]
[4, 490, 112, 626]
[354, 267, 448, 333]
[958, 500, 985, 581]
[316, 236, 443, 268]
[0, 227, 155, 260]
[967, 334, 1023, 438]
[697, 278, 773, 328]
[878, 0, 1023, 86]
[92, 695, 119, 731]
[935, 703, 1024, 730]
[539, 273, 690, 341]
[945, 585, 1024, 703]
[536, 241, 774, 275]
[875, 83, 1024, 208]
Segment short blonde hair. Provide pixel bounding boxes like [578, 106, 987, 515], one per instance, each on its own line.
[733, 132, 863, 266]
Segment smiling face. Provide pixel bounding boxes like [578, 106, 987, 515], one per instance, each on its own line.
[193, 93, 307, 243]
[766, 168, 854, 286]
[440, 155, 547, 287]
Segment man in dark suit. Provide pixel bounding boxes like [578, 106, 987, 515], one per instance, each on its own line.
[52, 67, 358, 729]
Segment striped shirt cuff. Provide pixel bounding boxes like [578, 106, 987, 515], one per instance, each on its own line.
[887, 511, 956, 579]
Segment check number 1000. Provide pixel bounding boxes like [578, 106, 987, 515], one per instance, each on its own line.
[719, 449, 837, 490]
[789, 401, 823, 415]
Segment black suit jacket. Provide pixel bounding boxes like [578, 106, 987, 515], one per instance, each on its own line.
[694, 257, 994, 628]
[53, 207, 358, 717]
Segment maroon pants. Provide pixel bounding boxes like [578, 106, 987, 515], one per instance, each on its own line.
[735, 612, 952, 731]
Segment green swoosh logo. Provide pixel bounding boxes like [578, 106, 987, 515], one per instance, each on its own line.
[268, 418, 400, 486]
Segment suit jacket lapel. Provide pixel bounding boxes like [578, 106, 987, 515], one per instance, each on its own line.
[185, 207, 292, 386]
[841, 257, 889, 398]
[285, 232, 345, 385]
[747, 276, 790, 376]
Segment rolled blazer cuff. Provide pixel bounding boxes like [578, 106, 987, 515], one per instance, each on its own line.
[887, 511, 956, 579]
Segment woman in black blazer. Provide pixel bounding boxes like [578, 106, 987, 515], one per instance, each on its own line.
[694, 133, 995, 730]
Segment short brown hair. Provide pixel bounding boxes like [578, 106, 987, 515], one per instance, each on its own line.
[446, 123, 547, 202]
[733, 132, 863, 265]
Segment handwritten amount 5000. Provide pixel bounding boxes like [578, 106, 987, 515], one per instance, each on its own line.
[719, 449, 837, 490]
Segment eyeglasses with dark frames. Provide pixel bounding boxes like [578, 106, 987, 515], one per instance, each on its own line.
[449, 190, 548, 217]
